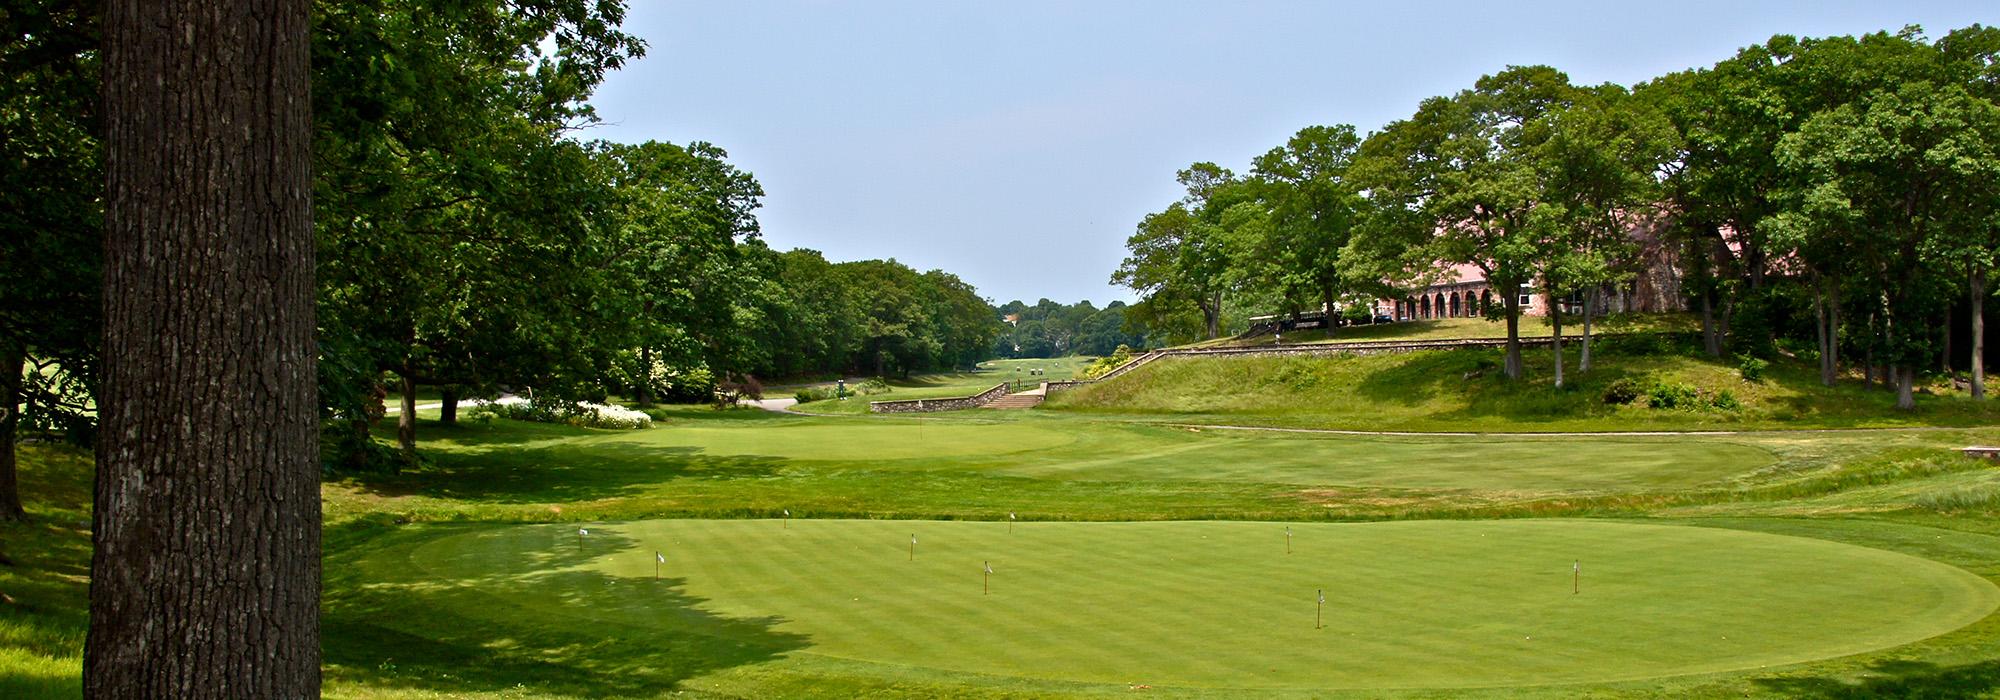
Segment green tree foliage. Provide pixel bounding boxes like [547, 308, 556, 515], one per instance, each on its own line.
[1351, 66, 1578, 379]
[1114, 164, 1250, 341]
[1, 0, 101, 518]
[993, 300, 1151, 358]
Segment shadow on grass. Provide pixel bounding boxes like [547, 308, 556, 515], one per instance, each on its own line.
[337, 439, 788, 504]
[324, 524, 810, 696]
[1754, 659, 2000, 698]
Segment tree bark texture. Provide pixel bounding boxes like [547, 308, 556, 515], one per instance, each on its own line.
[397, 373, 417, 454]
[1548, 284, 1565, 389]
[1942, 305, 1954, 374]
[89, 0, 319, 696]
[1699, 288, 1721, 358]
[1579, 289, 1594, 374]
[1975, 268, 1987, 400]
[1814, 290, 1832, 386]
[1896, 366, 1916, 410]
[439, 387, 459, 425]
[1502, 292, 1523, 379]
[0, 339, 25, 521]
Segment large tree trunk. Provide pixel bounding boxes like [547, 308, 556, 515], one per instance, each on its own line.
[90, 0, 319, 696]
[1814, 288, 1831, 386]
[1503, 290, 1523, 379]
[1828, 293, 1842, 384]
[1549, 285, 1565, 389]
[1896, 366, 1916, 410]
[1942, 306, 1954, 374]
[1579, 289, 1594, 374]
[1699, 287, 1721, 357]
[397, 373, 417, 455]
[439, 386, 459, 425]
[0, 340, 24, 521]
[1202, 291, 1222, 340]
[1975, 267, 1987, 400]
[634, 344, 652, 406]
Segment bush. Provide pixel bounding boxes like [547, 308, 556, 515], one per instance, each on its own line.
[1737, 355, 1769, 383]
[1712, 391, 1742, 411]
[1082, 345, 1136, 379]
[474, 396, 652, 429]
[857, 378, 892, 395]
[794, 386, 837, 404]
[1601, 378, 1643, 405]
[1647, 381, 1701, 409]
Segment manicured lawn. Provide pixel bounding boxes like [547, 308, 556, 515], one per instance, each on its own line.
[327, 518, 1997, 694]
[8, 388, 2000, 698]
[303, 408, 1885, 526]
[1049, 345, 2000, 431]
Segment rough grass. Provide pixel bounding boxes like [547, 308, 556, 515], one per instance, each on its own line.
[1047, 342, 2000, 431]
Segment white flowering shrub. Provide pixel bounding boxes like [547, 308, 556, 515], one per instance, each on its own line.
[473, 396, 652, 430]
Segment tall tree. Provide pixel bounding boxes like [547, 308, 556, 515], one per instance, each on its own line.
[0, 0, 102, 521]
[1776, 79, 2000, 408]
[90, 0, 319, 695]
[1354, 66, 1576, 379]
[1248, 125, 1368, 318]
[1113, 163, 1244, 340]
[1537, 84, 1677, 377]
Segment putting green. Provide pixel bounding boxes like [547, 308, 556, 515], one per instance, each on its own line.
[351, 519, 1998, 690]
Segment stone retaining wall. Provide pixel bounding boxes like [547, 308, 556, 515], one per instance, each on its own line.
[869, 383, 1011, 413]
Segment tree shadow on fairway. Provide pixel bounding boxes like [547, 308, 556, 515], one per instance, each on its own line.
[1753, 659, 2000, 698]
[324, 524, 811, 696]
[337, 441, 788, 504]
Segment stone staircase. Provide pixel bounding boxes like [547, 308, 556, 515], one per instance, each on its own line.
[984, 389, 1046, 409]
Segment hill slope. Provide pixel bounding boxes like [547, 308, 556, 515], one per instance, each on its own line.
[1044, 340, 2000, 432]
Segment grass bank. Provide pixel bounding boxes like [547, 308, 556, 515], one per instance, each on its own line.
[1047, 340, 2000, 432]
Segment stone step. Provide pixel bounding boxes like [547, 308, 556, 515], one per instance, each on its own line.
[984, 394, 1045, 409]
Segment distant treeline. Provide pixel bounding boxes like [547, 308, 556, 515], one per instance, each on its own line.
[992, 299, 1156, 359]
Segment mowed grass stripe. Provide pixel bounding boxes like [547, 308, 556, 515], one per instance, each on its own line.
[359, 519, 2000, 691]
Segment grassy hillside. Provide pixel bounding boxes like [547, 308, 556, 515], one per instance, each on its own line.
[1180, 313, 1699, 349]
[1046, 339, 2000, 432]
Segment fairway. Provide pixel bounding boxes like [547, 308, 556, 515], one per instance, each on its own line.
[583, 418, 1773, 491]
[344, 519, 1999, 691]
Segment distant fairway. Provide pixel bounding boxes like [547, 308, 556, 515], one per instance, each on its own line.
[344, 519, 1999, 691]
[591, 417, 1772, 490]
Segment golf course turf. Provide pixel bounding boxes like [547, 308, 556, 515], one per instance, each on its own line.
[340, 518, 1998, 691]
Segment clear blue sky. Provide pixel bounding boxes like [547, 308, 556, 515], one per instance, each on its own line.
[584, 1, 1992, 306]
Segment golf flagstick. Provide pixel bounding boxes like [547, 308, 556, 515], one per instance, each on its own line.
[910, 534, 917, 561]
[1009, 512, 1015, 534]
[984, 561, 992, 595]
[783, 509, 790, 529]
[1286, 526, 1292, 554]
[577, 527, 588, 550]
[1317, 589, 1324, 629]
[655, 550, 664, 581]
[1574, 560, 1580, 595]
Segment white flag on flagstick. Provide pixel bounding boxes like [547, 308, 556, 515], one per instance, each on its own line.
[985, 562, 994, 574]
[578, 528, 589, 536]
[656, 551, 666, 564]
[784, 509, 790, 517]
